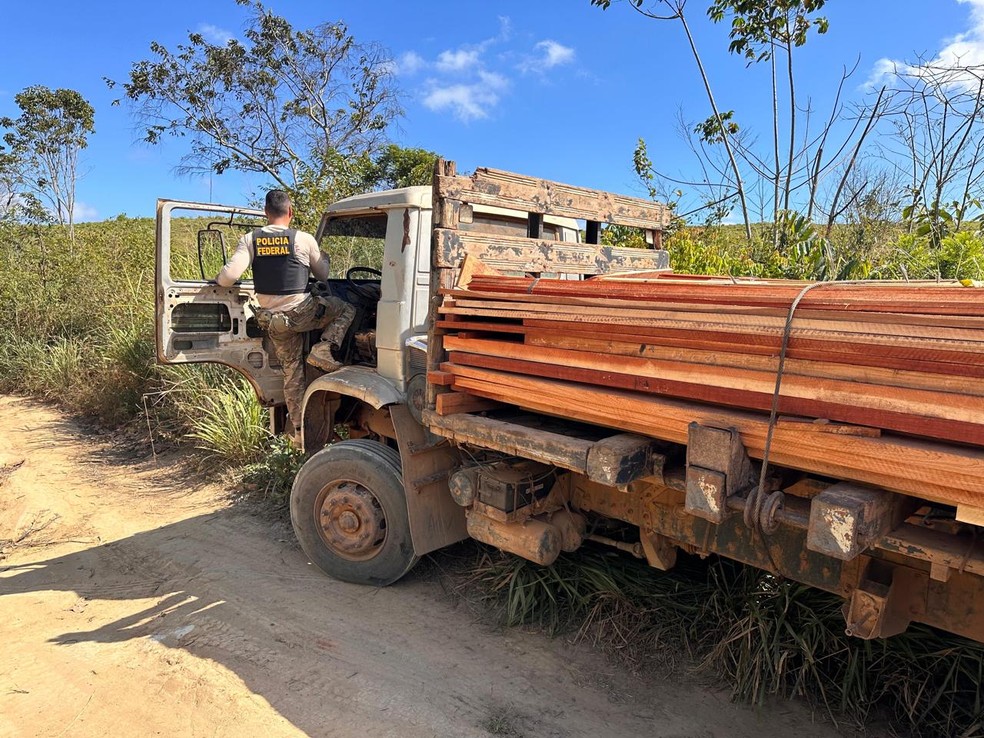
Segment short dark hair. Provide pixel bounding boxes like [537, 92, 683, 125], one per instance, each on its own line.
[265, 190, 292, 217]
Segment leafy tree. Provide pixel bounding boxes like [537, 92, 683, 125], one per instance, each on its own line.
[370, 145, 439, 189]
[708, 0, 828, 227]
[0, 86, 95, 235]
[109, 0, 402, 226]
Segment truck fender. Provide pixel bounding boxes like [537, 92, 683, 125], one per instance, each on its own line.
[300, 367, 404, 451]
[301, 366, 404, 411]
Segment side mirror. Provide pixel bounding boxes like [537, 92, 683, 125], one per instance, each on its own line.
[197, 228, 228, 281]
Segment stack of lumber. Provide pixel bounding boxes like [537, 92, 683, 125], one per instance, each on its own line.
[431, 273, 984, 510]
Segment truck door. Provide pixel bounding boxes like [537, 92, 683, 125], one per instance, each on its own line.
[155, 199, 285, 407]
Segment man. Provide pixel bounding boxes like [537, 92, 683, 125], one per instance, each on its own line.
[215, 189, 355, 441]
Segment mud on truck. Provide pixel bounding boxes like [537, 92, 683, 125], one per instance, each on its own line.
[156, 160, 984, 643]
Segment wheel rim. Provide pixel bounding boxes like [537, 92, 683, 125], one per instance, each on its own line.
[313, 480, 387, 561]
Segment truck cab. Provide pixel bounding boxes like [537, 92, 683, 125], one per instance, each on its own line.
[156, 185, 580, 440]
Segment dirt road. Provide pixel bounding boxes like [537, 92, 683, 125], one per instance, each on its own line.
[0, 396, 839, 738]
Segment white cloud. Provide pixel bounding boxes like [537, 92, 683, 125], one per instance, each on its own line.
[517, 39, 576, 76]
[198, 23, 234, 45]
[436, 48, 482, 74]
[396, 51, 426, 76]
[478, 70, 509, 90]
[405, 18, 574, 122]
[423, 85, 490, 121]
[536, 40, 575, 69]
[869, 0, 984, 89]
[72, 201, 99, 222]
[423, 77, 507, 122]
[497, 16, 513, 42]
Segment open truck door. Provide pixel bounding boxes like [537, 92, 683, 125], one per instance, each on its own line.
[155, 199, 286, 408]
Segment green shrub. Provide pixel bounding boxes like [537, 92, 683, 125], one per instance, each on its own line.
[241, 435, 305, 505]
[877, 231, 984, 280]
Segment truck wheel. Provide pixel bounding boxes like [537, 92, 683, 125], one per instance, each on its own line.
[290, 439, 418, 586]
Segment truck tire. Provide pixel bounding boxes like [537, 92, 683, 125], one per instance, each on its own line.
[290, 439, 418, 586]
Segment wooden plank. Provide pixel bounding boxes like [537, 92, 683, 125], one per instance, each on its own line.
[443, 336, 984, 425]
[444, 287, 984, 329]
[445, 362, 984, 481]
[464, 274, 982, 315]
[454, 253, 500, 288]
[447, 349, 984, 446]
[447, 376, 977, 505]
[775, 417, 881, 437]
[520, 319, 984, 376]
[435, 390, 503, 416]
[956, 506, 984, 527]
[434, 229, 671, 274]
[423, 410, 594, 473]
[426, 370, 456, 386]
[442, 297, 984, 344]
[525, 332, 984, 397]
[434, 168, 672, 229]
[483, 318, 984, 377]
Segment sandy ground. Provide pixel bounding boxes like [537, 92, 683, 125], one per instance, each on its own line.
[0, 395, 841, 738]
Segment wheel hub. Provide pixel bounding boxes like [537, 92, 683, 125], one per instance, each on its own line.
[316, 481, 386, 560]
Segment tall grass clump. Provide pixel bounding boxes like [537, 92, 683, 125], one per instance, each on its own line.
[151, 364, 269, 467]
[185, 378, 268, 466]
[464, 548, 984, 736]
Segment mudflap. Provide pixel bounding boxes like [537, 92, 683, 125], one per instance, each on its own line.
[390, 404, 468, 556]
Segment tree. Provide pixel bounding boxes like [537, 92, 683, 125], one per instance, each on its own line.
[593, 0, 893, 259]
[0, 86, 95, 235]
[370, 145, 440, 189]
[882, 61, 984, 274]
[708, 0, 827, 232]
[109, 0, 402, 226]
[590, 0, 754, 242]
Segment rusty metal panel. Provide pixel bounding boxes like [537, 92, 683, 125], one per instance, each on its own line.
[434, 229, 671, 273]
[685, 466, 728, 523]
[572, 478, 649, 527]
[574, 474, 984, 641]
[877, 523, 984, 578]
[686, 423, 755, 496]
[844, 561, 923, 639]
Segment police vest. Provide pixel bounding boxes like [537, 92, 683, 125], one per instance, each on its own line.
[250, 228, 309, 295]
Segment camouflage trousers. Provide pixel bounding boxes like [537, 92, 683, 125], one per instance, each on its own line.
[258, 295, 355, 434]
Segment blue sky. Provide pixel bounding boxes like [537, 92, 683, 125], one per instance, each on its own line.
[0, 0, 975, 221]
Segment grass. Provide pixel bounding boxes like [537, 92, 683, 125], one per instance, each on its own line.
[452, 545, 984, 737]
[480, 709, 526, 737]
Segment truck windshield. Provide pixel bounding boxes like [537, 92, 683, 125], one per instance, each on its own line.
[319, 214, 388, 278]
